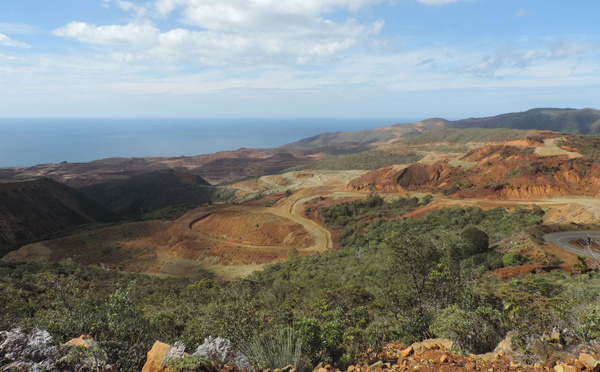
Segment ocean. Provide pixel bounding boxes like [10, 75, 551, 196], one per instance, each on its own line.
[0, 118, 408, 168]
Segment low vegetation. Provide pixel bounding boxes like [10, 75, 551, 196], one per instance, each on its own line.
[3, 195, 594, 371]
[286, 150, 423, 172]
[318, 193, 431, 227]
[402, 128, 527, 144]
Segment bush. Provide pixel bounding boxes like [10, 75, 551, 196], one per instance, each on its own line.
[432, 305, 504, 354]
[502, 253, 527, 267]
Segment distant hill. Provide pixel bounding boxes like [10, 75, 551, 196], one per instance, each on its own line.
[448, 108, 600, 134]
[78, 169, 230, 219]
[281, 119, 447, 150]
[282, 108, 600, 151]
[0, 178, 116, 256]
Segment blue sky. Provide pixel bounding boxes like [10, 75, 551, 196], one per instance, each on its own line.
[1, 0, 599, 119]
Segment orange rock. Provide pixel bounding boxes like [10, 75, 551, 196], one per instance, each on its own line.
[579, 353, 600, 371]
[439, 355, 448, 363]
[347, 365, 356, 372]
[142, 341, 174, 372]
[64, 335, 94, 348]
[400, 346, 413, 357]
[573, 361, 585, 371]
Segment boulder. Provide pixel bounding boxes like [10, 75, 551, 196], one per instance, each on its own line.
[142, 341, 175, 372]
[65, 334, 96, 348]
[579, 353, 600, 371]
[493, 331, 516, 356]
[409, 339, 454, 355]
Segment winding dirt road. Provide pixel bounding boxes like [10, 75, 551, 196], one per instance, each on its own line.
[272, 193, 333, 252]
[544, 231, 600, 258]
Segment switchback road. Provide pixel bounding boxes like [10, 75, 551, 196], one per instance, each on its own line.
[544, 231, 600, 258]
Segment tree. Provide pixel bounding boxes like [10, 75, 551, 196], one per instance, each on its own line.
[461, 227, 490, 256]
[384, 231, 442, 319]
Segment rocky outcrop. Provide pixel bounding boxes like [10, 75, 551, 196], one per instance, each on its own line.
[0, 328, 115, 372]
[347, 163, 458, 193]
[142, 337, 252, 372]
[142, 341, 175, 372]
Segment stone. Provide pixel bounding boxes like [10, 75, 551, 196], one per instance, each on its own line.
[464, 362, 476, 370]
[439, 355, 448, 363]
[573, 361, 585, 371]
[65, 335, 95, 348]
[478, 352, 499, 361]
[555, 364, 578, 372]
[494, 332, 516, 357]
[579, 353, 600, 371]
[401, 346, 414, 357]
[141, 341, 174, 372]
[370, 361, 384, 370]
[347, 365, 356, 372]
[318, 368, 328, 372]
[281, 365, 294, 372]
[409, 339, 454, 355]
[551, 332, 562, 343]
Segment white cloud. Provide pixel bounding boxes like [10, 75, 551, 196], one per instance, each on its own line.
[0, 34, 30, 48]
[54, 0, 385, 66]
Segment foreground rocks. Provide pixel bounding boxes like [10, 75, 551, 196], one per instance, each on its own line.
[309, 337, 600, 372]
[0, 328, 115, 372]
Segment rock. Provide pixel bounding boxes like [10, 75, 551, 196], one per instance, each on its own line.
[579, 353, 600, 371]
[478, 352, 499, 361]
[281, 365, 294, 372]
[439, 355, 448, 363]
[573, 360, 585, 371]
[142, 341, 174, 372]
[409, 339, 453, 355]
[494, 331, 516, 356]
[370, 361, 384, 370]
[65, 334, 95, 348]
[400, 346, 414, 357]
[531, 339, 577, 363]
[347, 365, 356, 372]
[317, 368, 328, 372]
[551, 332, 562, 343]
[0, 328, 115, 372]
[464, 362, 476, 370]
[555, 363, 578, 372]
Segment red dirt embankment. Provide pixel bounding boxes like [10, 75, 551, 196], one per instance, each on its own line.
[347, 144, 600, 199]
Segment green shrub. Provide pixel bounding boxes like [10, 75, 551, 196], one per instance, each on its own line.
[502, 253, 527, 267]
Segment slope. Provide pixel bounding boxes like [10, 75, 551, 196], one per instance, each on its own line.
[0, 178, 116, 256]
[78, 169, 231, 219]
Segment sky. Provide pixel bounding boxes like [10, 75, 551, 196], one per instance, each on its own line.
[1, 0, 600, 119]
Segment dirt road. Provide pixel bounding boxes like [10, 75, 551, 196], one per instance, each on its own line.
[544, 231, 600, 258]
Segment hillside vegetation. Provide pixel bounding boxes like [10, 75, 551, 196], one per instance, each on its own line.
[449, 108, 600, 134]
[4, 196, 596, 371]
[401, 127, 528, 144]
[286, 150, 423, 172]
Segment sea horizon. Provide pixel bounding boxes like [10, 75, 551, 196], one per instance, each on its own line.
[0, 118, 415, 168]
